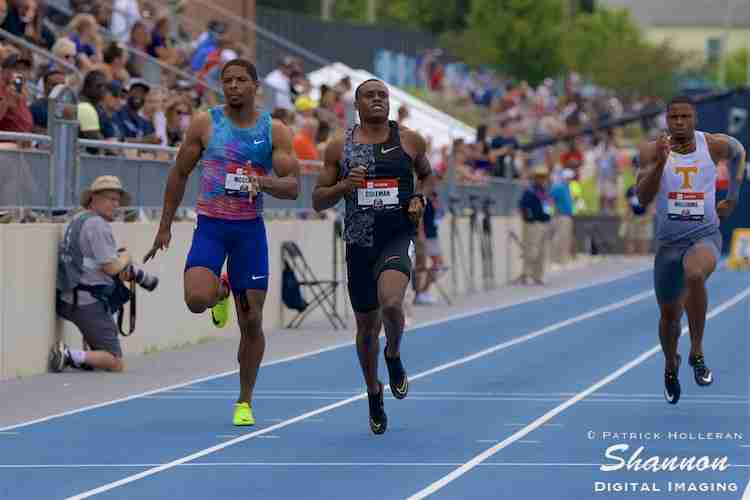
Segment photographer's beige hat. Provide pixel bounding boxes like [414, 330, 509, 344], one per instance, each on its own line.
[80, 175, 132, 207]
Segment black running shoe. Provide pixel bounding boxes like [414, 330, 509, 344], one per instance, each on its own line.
[688, 354, 713, 386]
[48, 342, 73, 373]
[368, 381, 387, 435]
[664, 354, 681, 405]
[384, 345, 409, 400]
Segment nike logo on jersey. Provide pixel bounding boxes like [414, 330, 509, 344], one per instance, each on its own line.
[251, 275, 266, 280]
[381, 146, 399, 154]
[254, 139, 265, 145]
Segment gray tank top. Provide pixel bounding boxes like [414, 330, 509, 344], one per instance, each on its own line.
[654, 131, 719, 245]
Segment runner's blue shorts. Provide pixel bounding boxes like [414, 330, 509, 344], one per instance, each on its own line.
[185, 215, 269, 292]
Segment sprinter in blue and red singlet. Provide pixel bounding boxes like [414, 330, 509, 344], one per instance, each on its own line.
[145, 59, 299, 426]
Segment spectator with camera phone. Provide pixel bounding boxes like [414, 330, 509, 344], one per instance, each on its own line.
[50, 175, 158, 373]
[0, 53, 33, 140]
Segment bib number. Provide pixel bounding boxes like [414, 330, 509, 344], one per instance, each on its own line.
[357, 178, 399, 210]
[668, 191, 704, 221]
[225, 164, 256, 198]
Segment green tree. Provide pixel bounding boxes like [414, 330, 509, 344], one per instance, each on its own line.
[590, 41, 683, 99]
[561, 8, 641, 77]
[464, 0, 566, 85]
[711, 48, 750, 88]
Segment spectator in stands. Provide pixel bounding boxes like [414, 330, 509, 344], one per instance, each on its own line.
[190, 19, 226, 73]
[517, 166, 552, 285]
[91, 1, 111, 31]
[30, 67, 64, 132]
[18, 0, 55, 49]
[0, 0, 7, 26]
[0, 53, 33, 137]
[560, 139, 583, 180]
[64, 14, 101, 72]
[171, 78, 199, 109]
[550, 168, 575, 266]
[113, 78, 159, 144]
[99, 80, 124, 142]
[622, 158, 653, 255]
[141, 86, 165, 145]
[489, 120, 519, 178]
[148, 15, 180, 66]
[163, 94, 190, 147]
[264, 56, 294, 111]
[317, 84, 341, 130]
[98, 41, 129, 88]
[596, 130, 619, 215]
[293, 116, 319, 165]
[77, 69, 107, 141]
[125, 20, 150, 79]
[110, 0, 141, 42]
[1, 0, 30, 39]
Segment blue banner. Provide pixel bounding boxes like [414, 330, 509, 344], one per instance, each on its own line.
[697, 89, 750, 253]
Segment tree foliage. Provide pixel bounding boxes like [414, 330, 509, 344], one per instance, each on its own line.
[464, 0, 566, 86]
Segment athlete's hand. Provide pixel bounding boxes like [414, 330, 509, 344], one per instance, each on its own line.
[408, 196, 425, 226]
[717, 199, 737, 219]
[656, 133, 671, 167]
[341, 166, 367, 194]
[143, 227, 172, 263]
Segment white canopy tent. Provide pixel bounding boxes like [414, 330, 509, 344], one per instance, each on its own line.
[306, 62, 476, 150]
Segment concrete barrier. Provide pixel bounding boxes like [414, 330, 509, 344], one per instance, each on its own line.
[0, 215, 523, 380]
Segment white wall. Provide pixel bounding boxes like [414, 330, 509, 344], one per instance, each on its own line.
[0, 216, 523, 380]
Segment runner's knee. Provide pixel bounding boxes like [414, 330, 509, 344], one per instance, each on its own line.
[381, 297, 404, 320]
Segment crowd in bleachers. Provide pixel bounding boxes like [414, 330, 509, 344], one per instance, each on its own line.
[0, 0, 354, 160]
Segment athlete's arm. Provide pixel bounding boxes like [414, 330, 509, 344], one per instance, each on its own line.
[143, 112, 207, 262]
[404, 130, 432, 225]
[708, 133, 746, 202]
[635, 135, 669, 207]
[312, 136, 350, 212]
[261, 119, 300, 200]
[161, 112, 207, 229]
[407, 130, 433, 195]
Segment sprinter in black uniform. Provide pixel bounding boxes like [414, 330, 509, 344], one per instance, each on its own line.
[313, 79, 432, 435]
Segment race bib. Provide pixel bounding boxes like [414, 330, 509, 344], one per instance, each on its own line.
[357, 178, 399, 209]
[668, 191, 704, 221]
[224, 163, 255, 198]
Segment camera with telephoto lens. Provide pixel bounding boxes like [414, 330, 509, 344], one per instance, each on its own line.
[127, 265, 159, 292]
[12, 75, 23, 93]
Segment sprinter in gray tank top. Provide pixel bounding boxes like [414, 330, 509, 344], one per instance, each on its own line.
[636, 95, 746, 405]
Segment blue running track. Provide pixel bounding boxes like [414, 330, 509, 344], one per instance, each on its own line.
[1, 266, 748, 499]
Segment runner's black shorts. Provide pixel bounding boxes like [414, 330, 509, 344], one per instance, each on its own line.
[346, 231, 413, 313]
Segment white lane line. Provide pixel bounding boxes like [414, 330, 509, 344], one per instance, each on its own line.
[169, 390, 749, 398]
[1, 264, 650, 433]
[65, 290, 655, 499]
[505, 423, 562, 427]
[407, 286, 750, 500]
[3, 461, 749, 469]
[141, 395, 750, 405]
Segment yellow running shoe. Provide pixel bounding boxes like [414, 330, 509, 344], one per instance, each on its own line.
[233, 402, 255, 426]
[210, 273, 230, 328]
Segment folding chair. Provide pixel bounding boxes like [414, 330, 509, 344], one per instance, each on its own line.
[281, 241, 347, 330]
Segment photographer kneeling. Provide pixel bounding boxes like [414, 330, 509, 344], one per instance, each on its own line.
[50, 176, 157, 373]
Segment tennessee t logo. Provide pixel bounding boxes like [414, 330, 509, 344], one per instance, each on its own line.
[674, 166, 698, 189]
